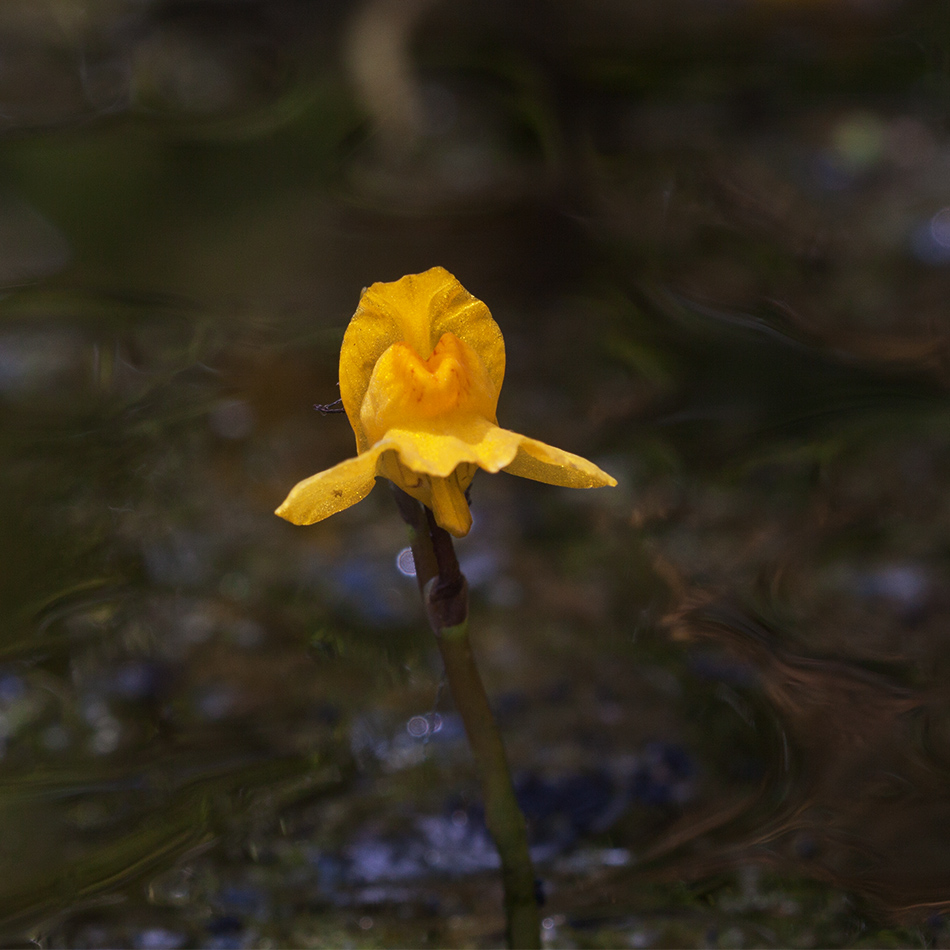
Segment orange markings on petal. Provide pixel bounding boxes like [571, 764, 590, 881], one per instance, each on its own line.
[360, 331, 497, 446]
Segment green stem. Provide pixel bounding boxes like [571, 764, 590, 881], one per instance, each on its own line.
[391, 487, 541, 950]
[436, 620, 541, 949]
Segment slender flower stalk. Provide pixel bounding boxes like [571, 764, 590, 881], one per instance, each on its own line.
[392, 486, 540, 949]
[276, 268, 617, 948]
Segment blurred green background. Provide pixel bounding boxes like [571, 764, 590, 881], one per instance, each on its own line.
[0, 0, 949, 946]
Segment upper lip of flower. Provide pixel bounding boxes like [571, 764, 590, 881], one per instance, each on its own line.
[275, 266, 617, 537]
[339, 267, 506, 454]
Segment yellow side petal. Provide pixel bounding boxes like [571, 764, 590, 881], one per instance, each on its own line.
[429, 473, 473, 537]
[503, 436, 618, 489]
[339, 268, 504, 451]
[275, 447, 384, 525]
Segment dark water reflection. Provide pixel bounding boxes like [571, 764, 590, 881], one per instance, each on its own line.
[0, 1, 949, 947]
[634, 603, 947, 907]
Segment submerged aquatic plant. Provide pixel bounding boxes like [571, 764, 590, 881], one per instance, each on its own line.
[276, 268, 617, 949]
[275, 266, 616, 537]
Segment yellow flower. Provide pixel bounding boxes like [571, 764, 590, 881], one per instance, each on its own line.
[275, 267, 617, 537]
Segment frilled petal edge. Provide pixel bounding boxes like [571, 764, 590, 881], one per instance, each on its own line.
[382, 421, 522, 479]
[502, 436, 618, 489]
[275, 446, 386, 525]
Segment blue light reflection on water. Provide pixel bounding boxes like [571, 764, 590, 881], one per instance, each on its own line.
[395, 546, 415, 577]
[910, 209, 950, 265]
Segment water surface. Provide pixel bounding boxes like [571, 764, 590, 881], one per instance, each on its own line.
[0, 1, 948, 947]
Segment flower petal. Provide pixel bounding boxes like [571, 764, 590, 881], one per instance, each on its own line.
[275, 447, 384, 525]
[376, 450, 475, 536]
[359, 332, 500, 446]
[503, 436, 618, 489]
[339, 268, 504, 452]
[429, 472, 473, 537]
[385, 421, 522, 478]
[430, 284, 504, 399]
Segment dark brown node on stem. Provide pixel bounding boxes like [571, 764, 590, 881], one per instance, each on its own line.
[426, 573, 468, 632]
